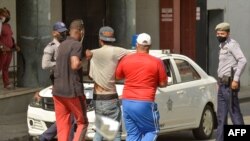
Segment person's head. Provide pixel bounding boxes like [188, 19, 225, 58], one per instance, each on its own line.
[98, 26, 116, 46]
[52, 21, 68, 42]
[136, 33, 151, 53]
[69, 19, 84, 41]
[0, 7, 10, 23]
[215, 22, 230, 43]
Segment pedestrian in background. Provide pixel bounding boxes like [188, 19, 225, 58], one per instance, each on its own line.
[86, 26, 130, 141]
[52, 19, 88, 141]
[215, 22, 247, 141]
[0, 7, 20, 89]
[116, 33, 168, 141]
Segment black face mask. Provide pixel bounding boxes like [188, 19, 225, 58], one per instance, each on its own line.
[58, 31, 67, 42]
[217, 36, 227, 43]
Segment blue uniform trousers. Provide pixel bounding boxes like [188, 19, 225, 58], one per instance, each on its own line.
[122, 99, 160, 141]
[216, 84, 244, 141]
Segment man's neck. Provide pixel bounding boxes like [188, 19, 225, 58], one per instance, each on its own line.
[136, 49, 149, 54]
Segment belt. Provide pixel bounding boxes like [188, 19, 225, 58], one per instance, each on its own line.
[93, 93, 118, 100]
[218, 76, 231, 85]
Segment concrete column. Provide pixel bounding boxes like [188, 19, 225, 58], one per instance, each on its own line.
[137, 0, 159, 49]
[16, 0, 61, 87]
[108, 0, 136, 48]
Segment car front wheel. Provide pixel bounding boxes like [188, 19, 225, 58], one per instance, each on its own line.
[192, 105, 215, 140]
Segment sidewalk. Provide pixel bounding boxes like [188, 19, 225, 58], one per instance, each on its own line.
[0, 85, 249, 141]
[0, 77, 41, 141]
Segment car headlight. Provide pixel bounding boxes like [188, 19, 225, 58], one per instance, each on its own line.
[29, 91, 43, 108]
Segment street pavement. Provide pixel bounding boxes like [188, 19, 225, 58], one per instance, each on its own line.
[0, 85, 249, 141]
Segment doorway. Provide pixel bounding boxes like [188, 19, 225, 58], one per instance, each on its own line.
[62, 0, 109, 50]
[207, 9, 223, 79]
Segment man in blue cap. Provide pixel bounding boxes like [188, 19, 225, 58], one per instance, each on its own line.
[42, 21, 68, 78]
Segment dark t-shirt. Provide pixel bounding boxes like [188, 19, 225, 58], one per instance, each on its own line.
[52, 37, 84, 98]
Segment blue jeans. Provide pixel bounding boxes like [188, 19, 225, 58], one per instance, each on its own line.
[93, 98, 122, 141]
[216, 84, 244, 141]
[122, 99, 160, 141]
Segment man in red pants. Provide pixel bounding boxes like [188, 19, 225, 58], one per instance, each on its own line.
[0, 7, 19, 89]
[52, 19, 88, 141]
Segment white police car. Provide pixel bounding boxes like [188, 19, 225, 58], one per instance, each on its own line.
[27, 50, 218, 140]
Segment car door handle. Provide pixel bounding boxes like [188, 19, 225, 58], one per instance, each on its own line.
[199, 86, 205, 90]
[176, 90, 184, 94]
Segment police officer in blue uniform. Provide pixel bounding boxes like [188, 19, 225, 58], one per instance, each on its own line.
[215, 22, 247, 141]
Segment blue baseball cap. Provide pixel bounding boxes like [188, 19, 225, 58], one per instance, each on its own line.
[53, 21, 67, 32]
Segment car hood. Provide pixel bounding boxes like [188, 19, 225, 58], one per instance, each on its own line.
[39, 84, 124, 98]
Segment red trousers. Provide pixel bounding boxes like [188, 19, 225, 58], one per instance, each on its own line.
[53, 95, 89, 141]
[0, 52, 12, 87]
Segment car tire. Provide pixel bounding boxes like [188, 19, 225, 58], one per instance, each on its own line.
[192, 105, 215, 140]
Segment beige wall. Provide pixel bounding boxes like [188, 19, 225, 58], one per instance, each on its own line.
[136, 0, 160, 49]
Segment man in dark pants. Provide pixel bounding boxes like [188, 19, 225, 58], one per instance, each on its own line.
[215, 22, 247, 141]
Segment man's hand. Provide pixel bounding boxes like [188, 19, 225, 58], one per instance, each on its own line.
[85, 49, 93, 60]
[15, 45, 21, 52]
[231, 80, 239, 90]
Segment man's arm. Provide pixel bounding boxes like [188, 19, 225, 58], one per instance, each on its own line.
[42, 53, 56, 70]
[159, 81, 167, 88]
[158, 60, 168, 88]
[85, 49, 93, 60]
[230, 43, 247, 82]
[71, 56, 82, 70]
[230, 43, 247, 89]
[115, 59, 124, 80]
[115, 47, 131, 60]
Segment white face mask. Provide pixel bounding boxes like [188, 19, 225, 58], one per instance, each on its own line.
[0, 17, 6, 23]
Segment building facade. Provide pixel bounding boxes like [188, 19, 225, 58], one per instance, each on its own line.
[4, 0, 249, 87]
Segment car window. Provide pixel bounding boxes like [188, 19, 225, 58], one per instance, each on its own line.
[163, 59, 176, 85]
[174, 59, 201, 83]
